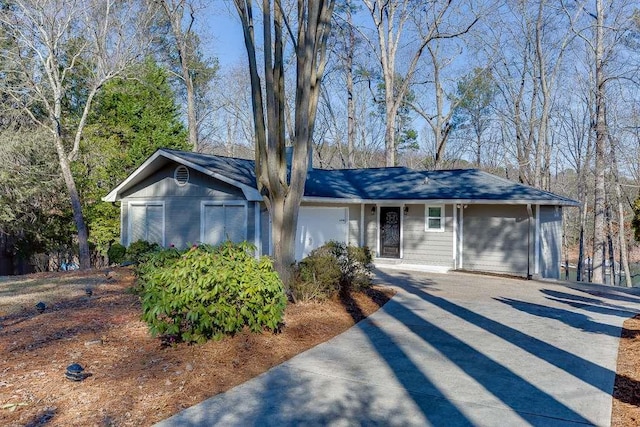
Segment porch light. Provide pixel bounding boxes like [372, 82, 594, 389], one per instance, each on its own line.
[371, 206, 376, 215]
[65, 363, 86, 381]
[404, 206, 409, 215]
[35, 302, 46, 314]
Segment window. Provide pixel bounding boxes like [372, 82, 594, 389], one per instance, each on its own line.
[129, 202, 164, 245]
[425, 205, 444, 232]
[201, 202, 247, 245]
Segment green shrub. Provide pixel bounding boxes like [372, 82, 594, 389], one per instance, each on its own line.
[137, 241, 286, 343]
[107, 243, 127, 265]
[126, 240, 160, 264]
[293, 241, 373, 301]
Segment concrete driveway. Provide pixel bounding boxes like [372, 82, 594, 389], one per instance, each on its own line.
[156, 269, 640, 426]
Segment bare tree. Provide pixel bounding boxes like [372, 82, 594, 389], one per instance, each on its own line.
[233, 0, 335, 285]
[157, 0, 202, 151]
[361, 0, 477, 167]
[0, 0, 153, 269]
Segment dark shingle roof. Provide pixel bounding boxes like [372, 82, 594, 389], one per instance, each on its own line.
[164, 149, 579, 206]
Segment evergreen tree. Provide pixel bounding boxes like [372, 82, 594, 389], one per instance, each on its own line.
[75, 59, 189, 257]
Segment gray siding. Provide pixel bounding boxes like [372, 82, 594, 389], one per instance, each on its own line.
[122, 165, 245, 199]
[462, 205, 531, 275]
[539, 205, 562, 279]
[402, 204, 454, 267]
[364, 204, 378, 254]
[121, 164, 253, 248]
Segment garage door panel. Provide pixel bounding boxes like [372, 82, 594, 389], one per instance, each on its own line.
[296, 207, 348, 260]
[463, 205, 530, 275]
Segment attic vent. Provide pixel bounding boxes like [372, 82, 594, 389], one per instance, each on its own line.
[174, 165, 189, 186]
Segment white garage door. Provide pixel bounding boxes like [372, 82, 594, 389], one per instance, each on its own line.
[295, 207, 348, 260]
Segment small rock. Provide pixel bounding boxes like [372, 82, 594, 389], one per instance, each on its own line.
[185, 363, 194, 372]
[84, 339, 103, 347]
[164, 379, 172, 386]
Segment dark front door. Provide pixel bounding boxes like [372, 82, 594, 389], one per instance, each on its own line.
[380, 207, 401, 258]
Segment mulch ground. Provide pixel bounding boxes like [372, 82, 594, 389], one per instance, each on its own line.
[0, 268, 393, 426]
[612, 314, 640, 426]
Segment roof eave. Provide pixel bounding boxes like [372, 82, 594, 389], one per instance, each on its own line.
[301, 196, 580, 206]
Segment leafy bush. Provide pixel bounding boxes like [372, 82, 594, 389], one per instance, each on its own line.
[126, 240, 160, 264]
[293, 241, 373, 301]
[137, 241, 286, 343]
[107, 243, 127, 265]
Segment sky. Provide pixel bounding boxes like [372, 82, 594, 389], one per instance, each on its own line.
[199, 2, 247, 70]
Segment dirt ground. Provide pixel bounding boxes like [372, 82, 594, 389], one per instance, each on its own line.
[1, 268, 638, 426]
[0, 268, 393, 426]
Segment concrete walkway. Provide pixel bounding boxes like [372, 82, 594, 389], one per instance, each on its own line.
[156, 269, 640, 427]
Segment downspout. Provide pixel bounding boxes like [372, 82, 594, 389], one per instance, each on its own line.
[526, 204, 533, 280]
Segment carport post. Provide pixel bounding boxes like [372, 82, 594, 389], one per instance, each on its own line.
[526, 204, 533, 280]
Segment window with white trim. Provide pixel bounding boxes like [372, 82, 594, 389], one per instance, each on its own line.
[201, 202, 247, 245]
[425, 204, 444, 231]
[129, 202, 164, 245]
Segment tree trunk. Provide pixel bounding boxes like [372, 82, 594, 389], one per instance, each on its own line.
[53, 134, 91, 270]
[592, 0, 606, 284]
[346, 1, 355, 168]
[609, 133, 633, 287]
[606, 204, 615, 285]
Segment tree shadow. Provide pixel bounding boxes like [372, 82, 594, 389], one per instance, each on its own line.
[375, 269, 626, 422]
[496, 296, 622, 337]
[541, 289, 640, 317]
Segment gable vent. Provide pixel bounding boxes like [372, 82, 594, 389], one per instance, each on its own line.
[174, 165, 190, 186]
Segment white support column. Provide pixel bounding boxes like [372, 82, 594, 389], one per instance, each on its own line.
[459, 205, 464, 269]
[400, 204, 404, 259]
[535, 204, 540, 275]
[452, 204, 457, 269]
[254, 202, 261, 258]
[360, 204, 365, 247]
[376, 204, 380, 257]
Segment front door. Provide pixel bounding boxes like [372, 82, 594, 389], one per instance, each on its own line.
[380, 206, 401, 258]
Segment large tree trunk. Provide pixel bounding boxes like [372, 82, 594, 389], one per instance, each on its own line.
[592, 0, 606, 284]
[235, 0, 333, 287]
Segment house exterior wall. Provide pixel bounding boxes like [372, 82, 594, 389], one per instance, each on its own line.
[539, 205, 562, 279]
[364, 204, 377, 252]
[402, 204, 454, 267]
[461, 204, 531, 275]
[120, 165, 255, 248]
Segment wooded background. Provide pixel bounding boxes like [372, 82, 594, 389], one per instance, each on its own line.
[0, 0, 639, 285]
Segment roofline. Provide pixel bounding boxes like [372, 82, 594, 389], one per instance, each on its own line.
[301, 196, 580, 206]
[103, 149, 262, 202]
